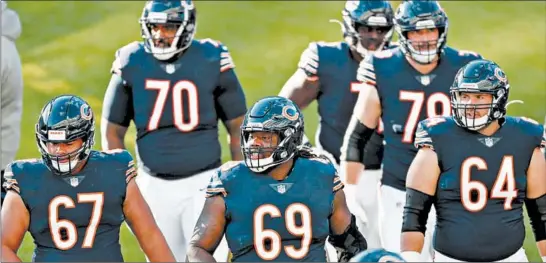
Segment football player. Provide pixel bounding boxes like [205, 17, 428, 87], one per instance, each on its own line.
[186, 96, 368, 262]
[1, 95, 174, 262]
[340, 1, 482, 259]
[279, 0, 395, 249]
[401, 59, 546, 262]
[100, 1, 246, 261]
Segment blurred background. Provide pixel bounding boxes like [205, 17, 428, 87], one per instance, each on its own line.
[4, 1, 545, 261]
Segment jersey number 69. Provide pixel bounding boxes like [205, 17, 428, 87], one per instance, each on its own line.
[253, 203, 312, 260]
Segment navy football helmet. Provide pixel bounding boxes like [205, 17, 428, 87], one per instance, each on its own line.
[450, 59, 511, 131]
[35, 95, 95, 175]
[350, 248, 406, 262]
[394, 1, 448, 64]
[139, 0, 196, 61]
[241, 96, 304, 173]
[333, 0, 394, 57]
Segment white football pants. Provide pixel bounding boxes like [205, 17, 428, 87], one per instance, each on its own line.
[378, 184, 436, 262]
[342, 168, 382, 249]
[136, 168, 229, 262]
[434, 247, 528, 262]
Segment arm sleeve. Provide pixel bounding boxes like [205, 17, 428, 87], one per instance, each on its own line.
[297, 42, 320, 80]
[414, 119, 437, 150]
[215, 45, 247, 122]
[333, 172, 344, 193]
[101, 74, 134, 127]
[206, 170, 227, 198]
[2, 163, 20, 194]
[356, 55, 377, 88]
[119, 150, 137, 184]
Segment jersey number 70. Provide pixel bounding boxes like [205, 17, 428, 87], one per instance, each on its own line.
[146, 79, 200, 132]
[253, 203, 312, 260]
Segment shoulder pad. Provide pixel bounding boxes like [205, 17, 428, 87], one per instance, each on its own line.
[414, 116, 450, 150]
[297, 42, 321, 78]
[111, 41, 141, 75]
[99, 149, 136, 183]
[513, 116, 546, 149]
[356, 54, 376, 85]
[298, 154, 343, 193]
[3, 159, 41, 194]
[197, 38, 236, 72]
[206, 161, 244, 198]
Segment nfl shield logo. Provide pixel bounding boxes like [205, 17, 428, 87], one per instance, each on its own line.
[70, 177, 79, 187]
[166, 64, 176, 74]
[485, 137, 494, 147]
[420, 75, 431, 86]
[277, 184, 286, 194]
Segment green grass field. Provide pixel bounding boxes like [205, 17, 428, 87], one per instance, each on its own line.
[6, 1, 545, 262]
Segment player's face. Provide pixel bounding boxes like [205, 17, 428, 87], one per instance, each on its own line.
[46, 138, 84, 163]
[356, 24, 391, 51]
[247, 131, 279, 160]
[459, 92, 493, 118]
[150, 23, 179, 47]
[406, 28, 439, 52]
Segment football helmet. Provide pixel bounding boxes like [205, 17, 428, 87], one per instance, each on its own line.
[35, 95, 95, 175]
[350, 248, 406, 262]
[241, 96, 304, 173]
[139, 0, 196, 61]
[334, 0, 394, 57]
[394, 1, 448, 64]
[450, 59, 510, 130]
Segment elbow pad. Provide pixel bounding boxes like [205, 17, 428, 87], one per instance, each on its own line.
[341, 117, 375, 164]
[328, 215, 368, 262]
[525, 193, 546, 241]
[402, 188, 434, 234]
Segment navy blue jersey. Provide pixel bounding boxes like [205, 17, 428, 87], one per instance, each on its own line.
[415, 116, 546, 261]
[297, 41, 386, 167]
[103, 39, 247, 177]
[2, 150, 136, 262]
[206, 156, 344, 262]
[357, 47, 482, 190]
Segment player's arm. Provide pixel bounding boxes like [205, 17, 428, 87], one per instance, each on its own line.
[187, 195, 227, 262]
[123, 173, 175, 261]
[278, 42, 321, 110]
[100, 52, 134, 151]
[1, 169, 28, 263]
[340, 56, 382, 185]
[327, 174, 367, 262]
[215, 44, 247, 161]
[400, 123, 441, 262]
[524, 140, 546, 260]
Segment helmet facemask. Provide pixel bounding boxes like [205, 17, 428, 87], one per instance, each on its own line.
[339, 8, 394, 58]
[140, 1, 196, 61]
[36, 129, 95, 176]
[451, 86, 508, 131]
[241, 126, 300, 174]
[397, 21, 448, 65]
